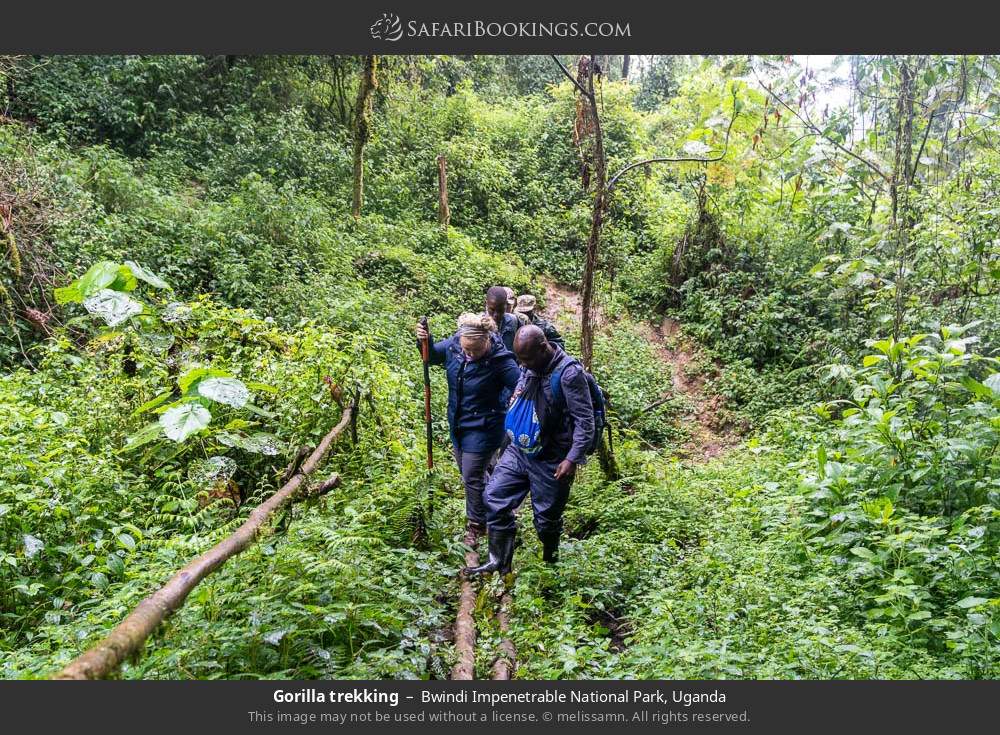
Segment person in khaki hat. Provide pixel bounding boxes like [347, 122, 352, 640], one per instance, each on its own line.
[514, 294, 564, 348]
[505, 286, 529, 326]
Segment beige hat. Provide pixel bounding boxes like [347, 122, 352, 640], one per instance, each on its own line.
[515, 294, 537, 314]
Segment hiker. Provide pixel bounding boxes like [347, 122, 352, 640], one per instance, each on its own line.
[505, 286, 529, 326]
[485, 285, 522, 353]
[465, 325, 595, 576]
[514, 294, 565, 348]
[416, 313, 522, 545]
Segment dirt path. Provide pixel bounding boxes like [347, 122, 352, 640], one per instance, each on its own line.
[637, 316, 733, 460]
[541, 280, 733, 462]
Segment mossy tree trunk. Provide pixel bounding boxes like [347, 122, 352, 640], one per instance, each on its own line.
[890, 55, 918, 341]
[351, 55, 378, 220]
[567, 55, 606, 373]
[437, 153, 450, 229]
[554, 55, 620, 482]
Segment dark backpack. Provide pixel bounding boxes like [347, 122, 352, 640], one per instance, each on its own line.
[548, 359, 608, 456]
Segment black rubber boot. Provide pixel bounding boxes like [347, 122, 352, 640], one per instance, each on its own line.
[464, 530, 516, 576]
[538, 531, 560, 564]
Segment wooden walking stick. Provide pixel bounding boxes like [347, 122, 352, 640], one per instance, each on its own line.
[419, 317, 434, 472]
[417, 317, 435, 536]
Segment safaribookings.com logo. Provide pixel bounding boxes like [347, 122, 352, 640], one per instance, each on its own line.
[370, 13, 630, 41]
[370, 13, 404, 41]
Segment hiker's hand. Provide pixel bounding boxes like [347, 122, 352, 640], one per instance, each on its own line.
[416, 322, 429, 341]
[554, 460, 576, 481]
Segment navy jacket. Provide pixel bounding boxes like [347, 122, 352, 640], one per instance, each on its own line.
[423, 332, 522, 453]
[514, 346, 594, 465]
[496, 312, 522, 352]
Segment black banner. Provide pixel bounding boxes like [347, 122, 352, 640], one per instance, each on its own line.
[2, 680, 997, 733]
[4, 0, 1000, 53]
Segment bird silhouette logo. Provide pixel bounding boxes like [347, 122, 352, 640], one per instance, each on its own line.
[370, 13, 403, 41]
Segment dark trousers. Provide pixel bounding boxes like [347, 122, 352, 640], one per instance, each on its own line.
[484, 445, 572, 535]
[452, 447, 491, 525]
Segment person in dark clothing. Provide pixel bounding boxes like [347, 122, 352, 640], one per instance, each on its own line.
[504, 287, 526, 325]
[514, 294, 565, 348]
[485, 285, 522, 353]
[465, 326, 595, 576]
[416, 313, 522, 546]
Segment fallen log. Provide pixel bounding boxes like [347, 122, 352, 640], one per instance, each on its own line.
[490, 590, 516, 680]
[53, 401, 355, 680]
[310, 474, 344, 496]
[450, 547, 479, 680]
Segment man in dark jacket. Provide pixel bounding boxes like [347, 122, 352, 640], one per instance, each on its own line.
[485, 285, 521, 353]
[465, 326, 594, 576]
[514, 294, 565, 348]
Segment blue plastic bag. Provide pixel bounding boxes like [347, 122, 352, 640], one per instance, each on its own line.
[504, 394, 542, 455]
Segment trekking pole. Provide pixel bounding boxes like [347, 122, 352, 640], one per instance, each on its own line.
[419, 317, 434, 471]
[419, 317, 435, 531]
[604, 389, 615, 457]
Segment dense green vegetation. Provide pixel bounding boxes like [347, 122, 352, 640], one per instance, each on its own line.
[1, 54, 997, 679]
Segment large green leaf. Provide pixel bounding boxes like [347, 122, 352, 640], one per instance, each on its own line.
[125, 260, 171, 290]
[76, 261, 121, 297]
[122, 421, 164, 451]
[197, 377, 250, 408]
[108, 265, 138, 292]
[178, 367, 231, 395]
[159, 403, 212, 442]
[83, 289, 144, 327]
[984, 373, 1000, 397]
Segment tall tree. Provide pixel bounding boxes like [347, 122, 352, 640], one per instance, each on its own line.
[351, 55, 378, 220]
[889, 55, 920, 340]
[555, 51, 737, 381]
[557, 55, 606, 370]
[553, 55, 622, 481]
[437, 154, 450, 229]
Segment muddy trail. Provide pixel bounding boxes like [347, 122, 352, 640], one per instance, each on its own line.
[542, 280, 735, 462]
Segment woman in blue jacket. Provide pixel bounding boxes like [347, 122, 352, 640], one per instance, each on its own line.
[416, 313, 521, 545]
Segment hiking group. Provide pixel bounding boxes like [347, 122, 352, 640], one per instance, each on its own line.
[415, 285, 606, 577]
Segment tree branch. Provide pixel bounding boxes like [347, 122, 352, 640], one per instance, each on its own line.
[750, 62, 890, 183]
[909, 110, 937, 187]
[608, 90, 740, 191]
[53, 400, 356, 680]
[550, 54, 592, 98]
